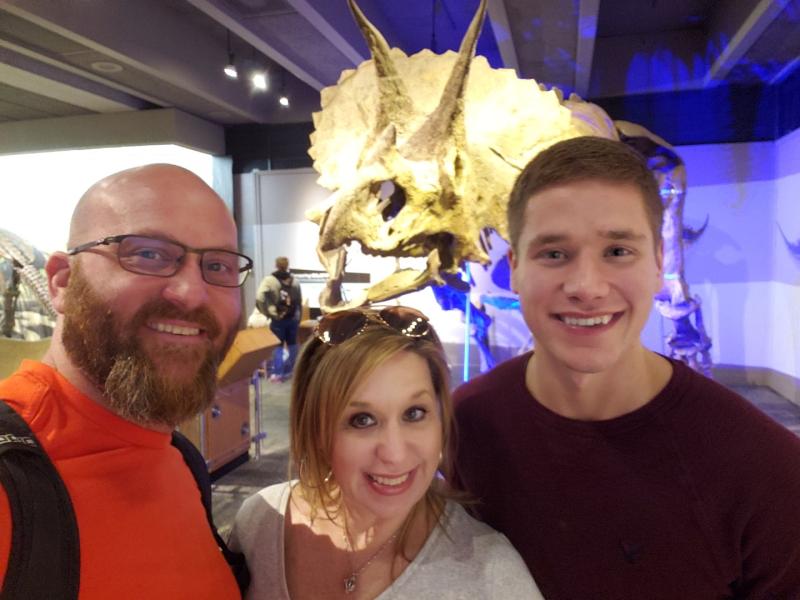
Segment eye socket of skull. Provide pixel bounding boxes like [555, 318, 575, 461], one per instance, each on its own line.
[376, 180, 406, 222]
[378, 180, 395, 200]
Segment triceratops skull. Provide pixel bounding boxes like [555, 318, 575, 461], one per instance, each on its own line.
[308, 0, 618, 310]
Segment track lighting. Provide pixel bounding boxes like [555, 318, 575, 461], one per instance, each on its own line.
[223, 31, 237, 79]
[278, 70, 289, 107]
[224, 55, 238, 79]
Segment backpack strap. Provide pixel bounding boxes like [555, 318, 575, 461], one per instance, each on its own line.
[170, 431, 250, 594]
[0, 401, 249, 598]
[0, 401, 80, 600]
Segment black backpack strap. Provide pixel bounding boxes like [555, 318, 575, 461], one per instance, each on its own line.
[170, 431, 250, 594]
[0, 401, 80, 600]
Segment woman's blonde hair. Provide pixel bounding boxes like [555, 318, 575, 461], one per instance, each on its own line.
[289, 308, 455, 554]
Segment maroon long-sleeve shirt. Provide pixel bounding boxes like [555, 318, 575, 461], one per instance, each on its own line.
[453, 353, 800, 599]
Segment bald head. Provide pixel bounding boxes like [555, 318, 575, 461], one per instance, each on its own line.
[69, 164, 235, 249]
[47, 163, 244, 424]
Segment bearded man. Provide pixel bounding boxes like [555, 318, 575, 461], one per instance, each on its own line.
[0, 164, 251, 599]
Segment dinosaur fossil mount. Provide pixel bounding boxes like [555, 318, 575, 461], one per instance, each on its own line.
[306, 0, 712, 374]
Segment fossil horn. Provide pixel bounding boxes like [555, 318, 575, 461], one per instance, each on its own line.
[347, 0, 413, 128]
[405, 0, 488, 157]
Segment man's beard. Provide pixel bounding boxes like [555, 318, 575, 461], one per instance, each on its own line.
[61, 264, 237, 428]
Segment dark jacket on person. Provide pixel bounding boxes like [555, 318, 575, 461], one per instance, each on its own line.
[256, 270, 302, 321]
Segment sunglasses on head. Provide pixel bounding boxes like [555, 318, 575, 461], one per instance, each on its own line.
[314, 306, 431, 346]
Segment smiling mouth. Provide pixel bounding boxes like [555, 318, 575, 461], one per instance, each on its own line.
[368, 472, 411, 487]
[148, 321, 202, 336]
[558, 314, 615, 327]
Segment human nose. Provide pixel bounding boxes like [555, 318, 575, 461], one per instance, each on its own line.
[375, 422, 406, 465]
[562, 255, 609, 301]
[161, 255, 210, 311]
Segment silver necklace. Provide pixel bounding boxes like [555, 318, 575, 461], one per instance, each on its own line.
[342, 529, 400, 594]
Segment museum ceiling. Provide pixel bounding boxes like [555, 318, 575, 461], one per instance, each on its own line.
[0, 0, 798, 134]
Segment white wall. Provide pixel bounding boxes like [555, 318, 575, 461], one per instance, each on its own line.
[672, 135, 800, 383]
[772, 127, 800, 382]
[1, 145, 216, 253]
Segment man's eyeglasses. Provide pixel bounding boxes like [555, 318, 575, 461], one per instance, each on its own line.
[314, 306, 431, 346]
[67, 234, 253, 288]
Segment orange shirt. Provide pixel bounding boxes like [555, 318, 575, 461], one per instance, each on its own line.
[0, 361, 240, 599]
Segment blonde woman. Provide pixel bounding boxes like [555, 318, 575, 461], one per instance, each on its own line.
[229, 306, 542, 599]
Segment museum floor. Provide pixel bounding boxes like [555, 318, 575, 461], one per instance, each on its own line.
[210, 379, 800, 539]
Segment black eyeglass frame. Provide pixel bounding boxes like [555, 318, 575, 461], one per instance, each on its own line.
[313, 306, 432, 346]
[67, 234, 254, 288]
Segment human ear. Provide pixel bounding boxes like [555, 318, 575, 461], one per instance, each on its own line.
[45, 252, 71, 314]
[655, 239, 664, 280]
[507, 247, 520, 294]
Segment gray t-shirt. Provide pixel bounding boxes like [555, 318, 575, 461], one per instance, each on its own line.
[229, 481, 544, 599]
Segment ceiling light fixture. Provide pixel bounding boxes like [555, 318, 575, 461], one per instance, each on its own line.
[224, 56, 237, 79]
[224, 58, 238, 79]
[252, 71, 268, 91]
[91, 61, 123, 74]
[224, 31, 238, 79]
[278, 70, 289, 107]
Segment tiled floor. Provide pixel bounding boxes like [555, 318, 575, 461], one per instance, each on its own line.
[212, 377, 292, 539]
[211, 379, 800, 536]
[731, 384, 800, 437]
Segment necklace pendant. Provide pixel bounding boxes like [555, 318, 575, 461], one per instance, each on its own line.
[344, 575, 357, 594]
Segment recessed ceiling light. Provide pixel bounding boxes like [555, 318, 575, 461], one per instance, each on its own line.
[90, 61, 123, 73]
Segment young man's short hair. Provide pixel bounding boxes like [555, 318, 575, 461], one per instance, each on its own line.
[507, 136, 664, 251]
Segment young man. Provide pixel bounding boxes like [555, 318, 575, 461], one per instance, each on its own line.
[256, 256, 302, 381]
[453, 137, 800, 598]
[0, 165, 250, 598]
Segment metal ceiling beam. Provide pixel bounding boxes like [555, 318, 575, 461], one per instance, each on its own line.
[0, 61, 132, 112]
[186, 0, 325, 90]
[487, 0, 519, 75]
[705, 0, 786, 86]
[2, 0, 268, 122]
[0, 108, 224, 155]
[574, 0, 599, 98]
[0, 42, 145, 110]
[770, 55, 800, 84]
[285, 0, 365, 67]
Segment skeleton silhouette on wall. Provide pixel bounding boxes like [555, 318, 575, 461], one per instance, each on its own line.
[0, 229, 55, 340]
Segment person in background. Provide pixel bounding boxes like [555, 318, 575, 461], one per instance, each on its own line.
[0, 164, 249, 598]
[256, 256, 302, 382]
[229, 306, 543, 599]
[453, 136, 800, 598]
